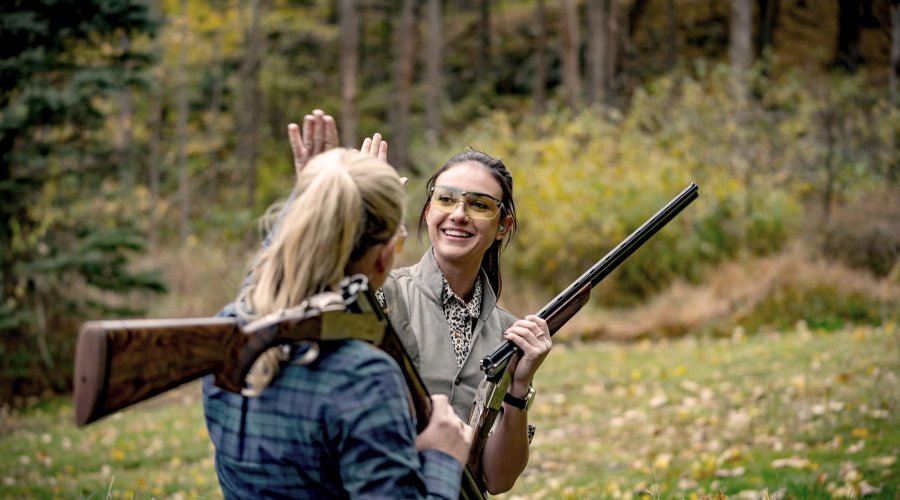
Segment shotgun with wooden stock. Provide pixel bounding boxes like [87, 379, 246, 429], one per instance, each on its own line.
[73, 276, 486, 500]
[465, 182, 700, 485]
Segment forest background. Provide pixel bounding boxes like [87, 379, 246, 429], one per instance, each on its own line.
[1, 0, 899, 496]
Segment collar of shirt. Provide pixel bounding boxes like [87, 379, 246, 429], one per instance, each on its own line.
[440, 274, 483, 319]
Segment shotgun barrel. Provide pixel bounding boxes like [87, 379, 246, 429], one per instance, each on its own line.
[481, 182, 699, 378]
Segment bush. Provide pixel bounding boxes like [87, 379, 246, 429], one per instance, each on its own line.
[819, 187, 900, 277]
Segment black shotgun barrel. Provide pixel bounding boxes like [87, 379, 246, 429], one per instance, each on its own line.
[480, 182, 700, 377]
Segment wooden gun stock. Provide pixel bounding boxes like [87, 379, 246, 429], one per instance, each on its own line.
[74, 292, 351, 427]
[74, 317, 238, 427]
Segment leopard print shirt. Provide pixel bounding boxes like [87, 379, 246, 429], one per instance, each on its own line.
[374, 275, 483, 368]
[440, 275, 483, 367]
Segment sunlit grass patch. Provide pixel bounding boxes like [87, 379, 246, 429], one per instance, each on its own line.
[509, 323, 899, 499]
[0, 382, 220, 498]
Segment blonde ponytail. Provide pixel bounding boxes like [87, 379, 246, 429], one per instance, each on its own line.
[238, 148, 404, 394]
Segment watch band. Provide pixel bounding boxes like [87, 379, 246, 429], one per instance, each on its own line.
[503, 386, 535, 410]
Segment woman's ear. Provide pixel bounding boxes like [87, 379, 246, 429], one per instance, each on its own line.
[496, 214, 513, 240]
[374, 241, 395, 274]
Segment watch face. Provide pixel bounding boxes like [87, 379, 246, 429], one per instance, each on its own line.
[524, 386, 536, 410]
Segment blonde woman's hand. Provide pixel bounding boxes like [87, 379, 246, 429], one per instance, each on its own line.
[415, 394, 473, 464]
[287, 109, 339, 180]
[359, 132, 388, 160]
[358, 133, 406, 186]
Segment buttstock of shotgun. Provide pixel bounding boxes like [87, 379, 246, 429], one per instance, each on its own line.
[73, 317, 238, 427]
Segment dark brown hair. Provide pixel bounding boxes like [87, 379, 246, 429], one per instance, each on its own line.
[417, 148, 518, 297]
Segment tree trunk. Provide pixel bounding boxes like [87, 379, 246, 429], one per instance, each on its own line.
[757, 0, 779, 59]
[730, 0, 753, 101]
[424, 0, 442, 145]
[585, 0, 608, 105]
[891, 0, 899, 182]
[389, 0, 417, 171]
[118, 34, 135, 188]
[628, 0, 651, 38]
[205, 28, 225, 201]
[560, 0, 581, 110]
[891, 1, 899, 105]
[666, 0, 677, 70]
[239, 0, 263, 210]
[835, 0, 861, 72]
[176, 0, 190, 243]
[340, 0, 360, 148]
[148, 76, 163, 250]
[532, 0, 548, 114]
[475, 0, 491, 83]
[607, 0, 619, 95]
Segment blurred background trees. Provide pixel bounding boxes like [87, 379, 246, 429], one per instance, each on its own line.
[2, 0, 898, 404]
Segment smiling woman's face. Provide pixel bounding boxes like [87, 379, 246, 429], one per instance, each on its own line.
[425, 162, 508, 271]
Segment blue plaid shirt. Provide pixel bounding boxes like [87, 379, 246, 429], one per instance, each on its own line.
[203, 307, 462, 499]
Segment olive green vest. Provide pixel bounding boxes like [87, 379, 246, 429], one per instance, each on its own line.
[381, 249, 517, 420]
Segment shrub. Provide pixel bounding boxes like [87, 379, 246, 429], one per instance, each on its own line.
[819, 187, 900, 277]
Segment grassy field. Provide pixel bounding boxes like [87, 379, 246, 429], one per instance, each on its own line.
[1, 322, 897, 499]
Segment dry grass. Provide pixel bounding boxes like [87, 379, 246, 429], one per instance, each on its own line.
[550, 245, 900, 342]
[140, 243, 255, 318]
[137, 239, 899, 343]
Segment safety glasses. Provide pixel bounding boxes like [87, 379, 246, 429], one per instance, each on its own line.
[429, 185, 503, 220]
[391, 224, 407, 254]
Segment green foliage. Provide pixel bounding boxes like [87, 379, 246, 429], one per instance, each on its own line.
[416, 62, 894, 306]
[736, 284, 891, 334]
[0, 1, 163, 401]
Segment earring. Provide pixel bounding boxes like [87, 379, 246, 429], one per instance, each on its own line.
[498, 224, 505, 233]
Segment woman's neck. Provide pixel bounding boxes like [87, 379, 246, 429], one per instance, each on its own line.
[433, 252, 481, 302]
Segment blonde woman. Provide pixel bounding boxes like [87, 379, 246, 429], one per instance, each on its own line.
[202, 148, 473, 498]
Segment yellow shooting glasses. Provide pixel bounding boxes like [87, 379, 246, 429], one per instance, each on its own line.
[429, 185, 504, 220]
[392, 224, 408, 254]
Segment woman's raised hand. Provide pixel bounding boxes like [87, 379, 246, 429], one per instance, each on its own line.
[359, 132, 388, 161]
[287, 109, 339, 179]
[288, 111, 404, 184]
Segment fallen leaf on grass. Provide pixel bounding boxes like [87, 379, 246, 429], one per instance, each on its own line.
[859, 481, 882, 496]
[771, 456, 809, 469]
[649, 394, 668, 408]
[868, 455, 896, 467]
[714, 467, 745, 477]
[653, 453, 672, 470]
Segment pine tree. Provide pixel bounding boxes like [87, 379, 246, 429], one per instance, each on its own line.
[0, 0, 165, 401]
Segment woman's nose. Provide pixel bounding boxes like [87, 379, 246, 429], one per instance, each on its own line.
[449, 200, 469, 220]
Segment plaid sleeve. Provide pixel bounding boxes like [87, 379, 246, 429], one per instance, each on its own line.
[419, 449, 464, 499]
[328, 349, 462, 500]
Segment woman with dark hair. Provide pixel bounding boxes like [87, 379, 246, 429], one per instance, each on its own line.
[378, 148, 552, 494]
